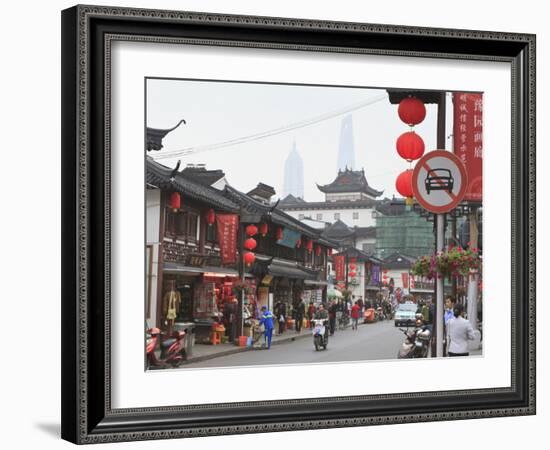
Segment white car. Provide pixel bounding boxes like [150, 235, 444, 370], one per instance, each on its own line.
[394, 302, 418, 327]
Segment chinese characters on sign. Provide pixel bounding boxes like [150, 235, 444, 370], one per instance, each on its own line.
[453, 92, 483, 202]
[334, 255, 345, 282]
[215, 214, 239, 264]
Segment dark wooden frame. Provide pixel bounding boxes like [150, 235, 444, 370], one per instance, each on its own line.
[61, 5, 536, 444]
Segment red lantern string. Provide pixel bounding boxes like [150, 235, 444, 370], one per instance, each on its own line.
[243, 252, 256, 266]
[259, 222, 268, 237]
[170, 192, 181, 212]
[398, 97, 426, 126]
[245, 224, 258, 236]
[396, 131, 425, 161]
[206, 208, 216, 226]
[244, 238, 257, 251]
[396, 169, 414, 205]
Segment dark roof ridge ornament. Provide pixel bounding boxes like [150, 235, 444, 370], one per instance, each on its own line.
[146, 119, 186, 151]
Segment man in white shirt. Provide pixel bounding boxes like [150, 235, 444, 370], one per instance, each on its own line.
[446, 303, 476, 357]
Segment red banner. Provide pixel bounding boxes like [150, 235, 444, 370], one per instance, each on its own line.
[401, 272, 409, 289]
[453, 92, 483, 202]
[334, 255, 345, 282]
[216, 214, 239, 265]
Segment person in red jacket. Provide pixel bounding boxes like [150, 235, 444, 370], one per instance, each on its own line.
[351, 302, 361, 330]
[351, 301, 361, 330]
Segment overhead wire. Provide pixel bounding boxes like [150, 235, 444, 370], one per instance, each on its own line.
[151, 93, 387, 160]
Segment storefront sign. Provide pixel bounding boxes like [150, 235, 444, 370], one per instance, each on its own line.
[277, 228, 300, 249]
[334, 255, 345, 281]
[453, 92, 483, 202]
[216, 214, 239, 264]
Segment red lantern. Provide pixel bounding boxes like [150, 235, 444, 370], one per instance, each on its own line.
[244, 238, 257, 251]
[315, 245, 322, 256]
[349, 263, 357, 270]
[349, 271, 357, 278]
[306, 239, 313, 253]
[206, 208, 216, 226]
[170, 192, 181, 211]
[296, 237, 302, 248]
[259, 222, 268, 237]
[396, 131, 425, 161]
[245, 224, 258, 236]
[398, 97, 426, 126]
[243, 252, 256, 266]
[328, 248, 332, 256]
[396, 169, 414, 205]
[276, 227, 284, 241]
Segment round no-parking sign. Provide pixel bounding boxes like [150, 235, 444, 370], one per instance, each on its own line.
[412, 150, 468, 214]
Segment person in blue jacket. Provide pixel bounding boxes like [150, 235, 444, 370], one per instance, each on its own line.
[259, 305, 274, 349]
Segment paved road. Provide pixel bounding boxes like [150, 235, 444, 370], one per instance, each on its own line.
[186, 320, 406, 369]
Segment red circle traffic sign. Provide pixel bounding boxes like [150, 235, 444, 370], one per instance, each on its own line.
[412, 150, 468, 214]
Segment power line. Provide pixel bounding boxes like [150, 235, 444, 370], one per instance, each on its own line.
[151, 94, 387, 160]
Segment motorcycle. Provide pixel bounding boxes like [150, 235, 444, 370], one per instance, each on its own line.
[397, 320, 432, 358]
[146, 327, 187, 368]
[375, 306, 385, 321]
[312, 319, 329, 351]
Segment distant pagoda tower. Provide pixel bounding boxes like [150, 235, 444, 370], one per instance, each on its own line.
[337, 114, 355, 171]
[282, 141, 304, 199]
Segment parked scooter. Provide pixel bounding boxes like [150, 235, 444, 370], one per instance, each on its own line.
[397, 316, 432, 358]
[312, 319, 329, 351]
[146, 327, 187, 368]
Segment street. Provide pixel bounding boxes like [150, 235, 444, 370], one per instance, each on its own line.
[186, 320, 406, 369]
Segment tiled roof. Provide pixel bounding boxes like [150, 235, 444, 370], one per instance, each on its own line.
[317, 168, 383, 197]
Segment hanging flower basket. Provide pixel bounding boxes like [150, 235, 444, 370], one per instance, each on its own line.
[411, 247, 481, 280]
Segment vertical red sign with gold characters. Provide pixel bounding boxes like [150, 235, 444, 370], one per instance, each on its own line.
[216, 214, 239, 265]
[453, 92, 483, 202]
[333, 255, 345, 282]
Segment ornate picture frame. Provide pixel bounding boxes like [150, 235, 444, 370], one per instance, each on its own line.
[61, 5, 535, 444]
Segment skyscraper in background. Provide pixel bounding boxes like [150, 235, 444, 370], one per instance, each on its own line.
[282, 141, 304, 199]
[337, 114, 355, 171]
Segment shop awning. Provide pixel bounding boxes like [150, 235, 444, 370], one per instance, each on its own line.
[163, 262, 240, 277]
[304, 280, 328, 287]
[327, 288, 343, 298]
[267, 260, 319, 281]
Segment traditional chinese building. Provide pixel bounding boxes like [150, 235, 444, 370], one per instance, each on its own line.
[279, 167, 383, 229]
[146, 157, 337, 344]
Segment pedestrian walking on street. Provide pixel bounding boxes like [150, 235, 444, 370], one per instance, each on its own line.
[275, 301, 286, 335]
[351, 301, 360, 330]
[335, 300, 344, 330]
[446, 303, 476, 357]
[295, 298, 306, 333]
[328, 301, 337, 335]
[308, 301, 316, 329]
[259, 306, 274, 349]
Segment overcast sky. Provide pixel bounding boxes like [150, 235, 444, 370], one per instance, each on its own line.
[146, 78, 449, 201]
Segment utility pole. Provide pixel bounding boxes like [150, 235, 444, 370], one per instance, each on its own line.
[467, 207, 479, 331]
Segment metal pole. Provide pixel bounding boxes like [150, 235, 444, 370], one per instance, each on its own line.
[435, 213, 445, 358]
[467, 207, 479, 331]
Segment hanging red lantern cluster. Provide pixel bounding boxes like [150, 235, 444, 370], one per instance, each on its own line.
[259, 222, 268, 237]
[245, 224, 258, 236]
[276, 226, 284, 241]
[244, 238, 257, 251]
[206, 208, 216, 226]
[395, 96, 427, 205]
[243, 251, 256, 266]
